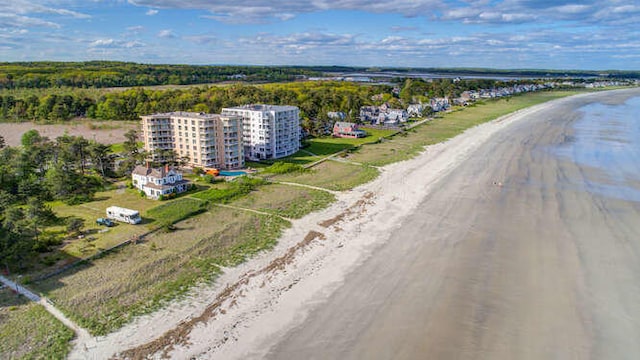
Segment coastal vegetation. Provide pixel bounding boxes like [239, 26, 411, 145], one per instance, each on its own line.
[0, 287, 74, 359]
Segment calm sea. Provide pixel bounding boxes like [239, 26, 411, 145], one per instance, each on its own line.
[556, 95, 640, 201]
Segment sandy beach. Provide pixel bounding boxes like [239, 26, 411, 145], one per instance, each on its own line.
[70, 88, 640, 359]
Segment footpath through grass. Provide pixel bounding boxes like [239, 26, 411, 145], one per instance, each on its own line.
[0, 288, 74, 359]
[30, 180, 333, 335]
[32, 208, 290, 336]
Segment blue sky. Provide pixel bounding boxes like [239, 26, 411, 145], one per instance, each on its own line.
[1, 0, 639, 70]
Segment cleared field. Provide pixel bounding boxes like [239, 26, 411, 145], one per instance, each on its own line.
[347, 91, 585, 166]
[271, 161, 379, 191]
[0, 288, 74, 359]
[0, 121, 139, 147]
[230, 183, 335, 218]
[32, 208, 289, 335]
[50, 187, 162, 260]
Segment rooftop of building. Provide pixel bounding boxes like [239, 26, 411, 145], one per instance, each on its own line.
[222, 104, 298, 112]
[141, 112, 240, 120]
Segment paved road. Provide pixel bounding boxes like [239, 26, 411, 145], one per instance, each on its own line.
[266, 92, 640, 360]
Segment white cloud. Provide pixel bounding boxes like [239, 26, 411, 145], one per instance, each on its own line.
[146, 9, 159, 16]
[157, 29, 176, 38]
[128, 0, 444, 23]
[126, 25, 145, 33]
[90, 38, 115, 48]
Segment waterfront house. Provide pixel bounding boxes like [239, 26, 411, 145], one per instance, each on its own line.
[333, 122, 366, 138]
[132, 164, 190, 200]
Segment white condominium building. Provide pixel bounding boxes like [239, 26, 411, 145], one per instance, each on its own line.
[141, 112, 244, 169]
[221, 104, 300, 161]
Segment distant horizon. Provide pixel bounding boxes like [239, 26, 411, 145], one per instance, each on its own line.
[2, 60, 638, 74]
[1, 1, 639, 70]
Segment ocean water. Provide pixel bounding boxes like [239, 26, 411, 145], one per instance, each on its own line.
[556, 95, 640, 202]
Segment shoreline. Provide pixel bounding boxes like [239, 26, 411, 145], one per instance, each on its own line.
[70, 89, 635, 359]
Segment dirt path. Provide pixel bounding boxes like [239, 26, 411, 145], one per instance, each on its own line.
[0, 275, 91, 344]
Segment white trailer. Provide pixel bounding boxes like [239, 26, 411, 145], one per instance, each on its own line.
[106, 206, 142, 224]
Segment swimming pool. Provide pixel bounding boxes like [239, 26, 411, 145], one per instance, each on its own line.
[219, 170, 247, 176]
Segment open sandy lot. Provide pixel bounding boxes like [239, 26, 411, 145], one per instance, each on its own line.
[69, 88, 640, 359]
[0, 121, 139, 146]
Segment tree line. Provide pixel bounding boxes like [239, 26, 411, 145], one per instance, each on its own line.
[0, 61, 321, 90]
[0, 78, 549, 134]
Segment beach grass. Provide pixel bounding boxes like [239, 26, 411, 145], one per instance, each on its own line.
[229, 183, 336, 219]
[0, 288, 75, 359]
[31, 208, 289, 336]
[271, 160, 380, 191]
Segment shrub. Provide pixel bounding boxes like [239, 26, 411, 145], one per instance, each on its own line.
[192, 167, 204, 176]
[192, 176, 267, 203]
[262, 162, 307, 175]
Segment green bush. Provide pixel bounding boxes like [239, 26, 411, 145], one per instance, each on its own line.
[147, 198, 207, 225]
[192, 176, 267, 203]
[262, 162, 307, 175]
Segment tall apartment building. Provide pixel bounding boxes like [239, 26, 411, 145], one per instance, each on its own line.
[221, 104, 300, 161]
[141, 112, 244, 169]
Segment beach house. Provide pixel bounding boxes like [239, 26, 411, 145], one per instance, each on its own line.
[333, 122, 366, 138]
[132, 164, 190, 199]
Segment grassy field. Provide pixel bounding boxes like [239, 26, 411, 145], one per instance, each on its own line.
[271, 160, 380, 191]
[269, 128, 399, 166]
[0, 288, 74, 359]
[49, 187, 162, 260]
[229, 183, 335, 218]
[347, 90, 586, 166]
[32, 208, 290, 335]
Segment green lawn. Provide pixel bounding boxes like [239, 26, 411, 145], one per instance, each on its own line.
[271, 160, 380, 191]
[0, 288, 74, 360]
[229, 183, 335, 219]
[258, 128, 399, 167]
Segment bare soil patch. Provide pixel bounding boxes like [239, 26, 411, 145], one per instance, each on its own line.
[0, 121, 139, 146]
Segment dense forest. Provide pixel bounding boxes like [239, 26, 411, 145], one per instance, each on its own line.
[2, 62, 637, 91]
[0, 78, 549, 134]
[0, 62, 321, 89]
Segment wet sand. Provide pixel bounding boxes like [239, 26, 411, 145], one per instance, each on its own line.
[266, 90, 640, 360]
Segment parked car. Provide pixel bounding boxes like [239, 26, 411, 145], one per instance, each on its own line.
[96, 218, 114, 227]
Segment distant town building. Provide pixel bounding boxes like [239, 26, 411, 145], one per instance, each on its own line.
[222, 104, 300, 161]
[429, 97, 450, 112]
[360, 103, 408, 126]
[407, 104, 425, 117]
[333, 122, 366, 138]
[132, 164, 190, 199]
[141, 112, 244, 169]
[327, 111, 346, 120]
